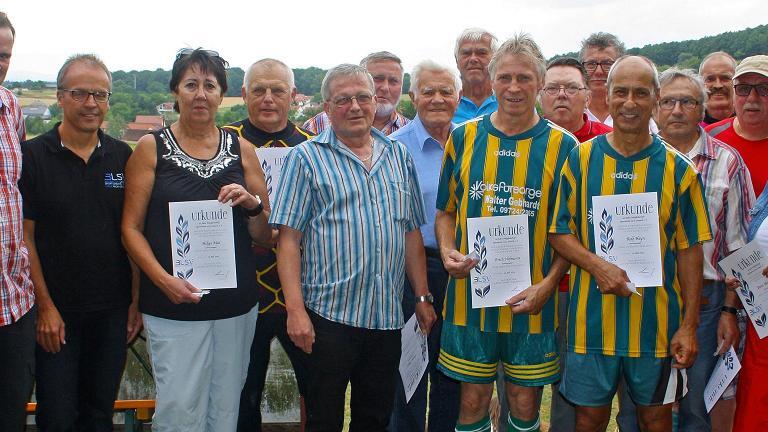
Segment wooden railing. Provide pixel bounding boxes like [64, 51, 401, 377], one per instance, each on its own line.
[27, 400, 155, 431]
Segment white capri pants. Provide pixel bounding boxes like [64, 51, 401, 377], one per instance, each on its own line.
[143, 305, 258, 432]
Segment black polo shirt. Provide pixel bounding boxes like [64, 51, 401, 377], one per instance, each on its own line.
[20, 123, 133, 313]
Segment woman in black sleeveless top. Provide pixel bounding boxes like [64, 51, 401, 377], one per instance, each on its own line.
[122, 49, 271, 432]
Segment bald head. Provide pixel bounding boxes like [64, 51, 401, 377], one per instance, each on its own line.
[243, 58, 294, 90]
[607, 56, 659, 135]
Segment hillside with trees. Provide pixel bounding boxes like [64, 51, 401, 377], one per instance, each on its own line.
[10, 23, 765, 139]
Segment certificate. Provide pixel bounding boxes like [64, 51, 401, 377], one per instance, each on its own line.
[704, 346, 741, 412]
[466, 215, 531, 308]
[168, 200, 237, 289]
[254, 147, 293, 205]
[399, 314, 429, 402]
[718, 239, 768, 339]
[592, 192, 663, 287]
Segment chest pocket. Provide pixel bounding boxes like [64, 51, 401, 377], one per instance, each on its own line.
[388, 181, 411, 222]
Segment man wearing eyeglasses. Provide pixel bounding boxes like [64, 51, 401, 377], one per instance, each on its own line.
[617, 67, 751, 432]
[580, 33, 659, 134]
[0, 12, 36, 432]
[707, 55, 768, 194]
[271, 64, 436, 432]
[539, 56, 612, 432]
[302, 52, 409, 135]
[223, 58, 313, 432]
[19, 54, 140, 431]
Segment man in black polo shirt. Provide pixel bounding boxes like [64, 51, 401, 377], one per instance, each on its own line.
[20, 54, 139, 431]
[223, 58, 312, 432]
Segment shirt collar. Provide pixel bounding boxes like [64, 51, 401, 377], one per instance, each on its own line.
[314, 124, 393, 150]
[689, 126, 716, 160]
[410, 115, 456, 151]
[460, 94, 496, 110]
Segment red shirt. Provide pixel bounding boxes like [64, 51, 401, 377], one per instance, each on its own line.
[573, 113, 613, 143]
[557, 114, 613, 292]
[706, 117, 768, 194]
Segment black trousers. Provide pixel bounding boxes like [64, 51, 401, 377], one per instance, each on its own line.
[237, 312, 310, 432]
[0, 306, 36, 432]
[306, 310, 401, 432]
[35, 307, 128, 432]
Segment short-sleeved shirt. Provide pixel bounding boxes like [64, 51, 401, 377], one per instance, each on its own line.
[453, 95, 497, 124]
[706, 117, 768, 193]
[269, 127, 426, 330]
[550, 134, 712, 357]
[20, 124, 133, 312]
[223, 119, 312, 314]
[436, 115, 577, 334]
[0, 86, 34, 326]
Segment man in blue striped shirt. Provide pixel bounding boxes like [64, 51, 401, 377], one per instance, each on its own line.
[270, 63, 436, 432]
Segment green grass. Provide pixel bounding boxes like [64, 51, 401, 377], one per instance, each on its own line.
[342, 384, 620, 431]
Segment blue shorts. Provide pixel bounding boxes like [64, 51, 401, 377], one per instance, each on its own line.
[561, 352, 687, 406]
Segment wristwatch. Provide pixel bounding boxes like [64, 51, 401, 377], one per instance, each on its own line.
[416, 293, 434, 304]
[244, 196, 264, 218]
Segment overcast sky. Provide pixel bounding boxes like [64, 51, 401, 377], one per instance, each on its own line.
[3, 0, 765, 81]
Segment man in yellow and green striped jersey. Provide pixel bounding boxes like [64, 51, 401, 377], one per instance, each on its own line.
[549, 56, 712, 432]
[435, 34, 576, 432]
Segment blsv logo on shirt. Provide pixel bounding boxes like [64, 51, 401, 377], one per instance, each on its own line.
[104, 172, 124, 189]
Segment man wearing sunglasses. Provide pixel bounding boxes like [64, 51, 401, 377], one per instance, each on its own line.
[707, 55, 768, 193]
[19, 54, 140, 431]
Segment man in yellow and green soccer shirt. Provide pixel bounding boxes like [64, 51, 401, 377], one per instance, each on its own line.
[435, 34, 577, 432]
[549, 56, 712, 432]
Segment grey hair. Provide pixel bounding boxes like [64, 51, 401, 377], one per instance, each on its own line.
[454, 28, 499, 59]
[488, 33, 546, 81]
[606, 55, 660, 95]
[359, 51, 403, 77]
[659, 67, 707, 104]
[579, 32, 626, 61]
[56, 54, 112, 90]
[243, 58, 295, 89]
[320, 64, 375, 102]
[409, 60, 462, 93]
[698, 51, 737, 74]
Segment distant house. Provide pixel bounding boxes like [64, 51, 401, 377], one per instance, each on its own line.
[122, 114, 164, 142]
[156, 102, 174, 114]
[22, 103, 51, 120]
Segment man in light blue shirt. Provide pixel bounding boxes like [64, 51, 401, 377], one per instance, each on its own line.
[453, 28, 499, 124]
[389, 60, 461, 432]
[271, 64, 436, 432]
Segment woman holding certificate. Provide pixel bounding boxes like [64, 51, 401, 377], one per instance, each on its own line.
[122, 49, 271, 432]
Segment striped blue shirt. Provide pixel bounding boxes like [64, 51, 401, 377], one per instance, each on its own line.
[269, 127, 427, 329]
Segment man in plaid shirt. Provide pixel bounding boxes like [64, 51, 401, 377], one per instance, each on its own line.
[0, 11, 35, 432]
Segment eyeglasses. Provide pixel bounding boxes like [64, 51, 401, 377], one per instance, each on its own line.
[582, 60, 615, 72]
[659, 97, 700, 111]
[58, 88, 111, 103]
[331, 94, 373, 108]
[734, 83, 768, 97]
[176, 48, 221, 59]
[542, 85, 587, 96]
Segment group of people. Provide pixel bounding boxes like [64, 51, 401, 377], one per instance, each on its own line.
[0, 9, 767, 432]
